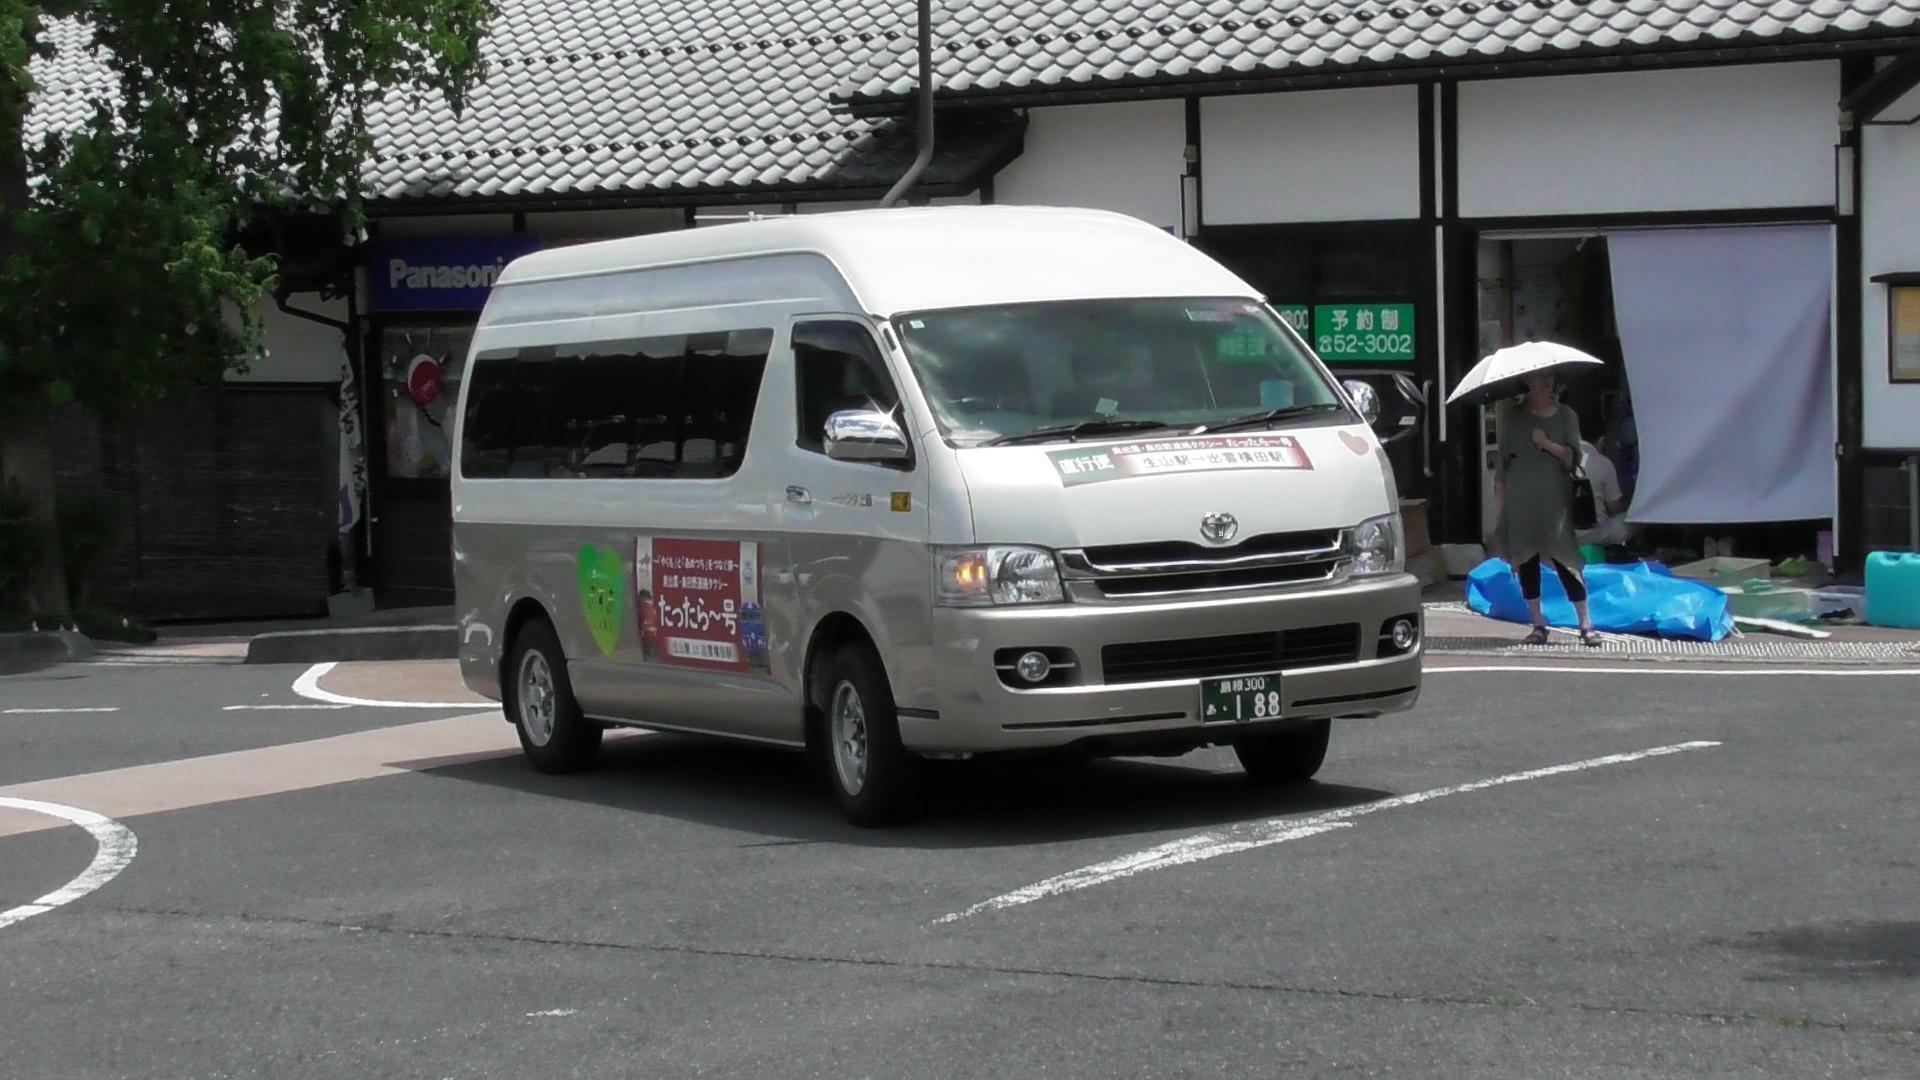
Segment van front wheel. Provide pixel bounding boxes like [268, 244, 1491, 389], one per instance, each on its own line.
[1233, 720, 1330, 783]
[506, 619, 602, 774]
[817, 643, 920, 826]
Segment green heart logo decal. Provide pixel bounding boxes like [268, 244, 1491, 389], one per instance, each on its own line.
[576, 544, 625, 657]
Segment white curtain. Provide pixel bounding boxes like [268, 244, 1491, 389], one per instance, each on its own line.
[1608, 225, 1834, 524]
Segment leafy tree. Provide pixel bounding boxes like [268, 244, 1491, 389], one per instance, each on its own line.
[0, 0, 491, 614]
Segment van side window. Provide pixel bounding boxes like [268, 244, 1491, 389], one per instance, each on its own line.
[458, 329, 772, 480]
[459, 353, 519, 479]
[793, 320, 900, 454]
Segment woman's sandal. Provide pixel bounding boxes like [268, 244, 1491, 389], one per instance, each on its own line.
[1580, 628, 1603, 648]
[1523, 625, 1550, 645]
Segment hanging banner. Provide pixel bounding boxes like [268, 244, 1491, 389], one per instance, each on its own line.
[635, 538, 769, 673]
[336, 361, 365, 534]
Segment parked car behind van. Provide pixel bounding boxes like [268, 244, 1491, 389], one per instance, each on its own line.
[452, 207, 1422, 824]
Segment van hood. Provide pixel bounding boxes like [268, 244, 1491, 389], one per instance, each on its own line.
[955, 425, 1395, 548]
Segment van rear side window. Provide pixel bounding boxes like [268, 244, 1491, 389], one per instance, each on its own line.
[459, 329, 772, 480]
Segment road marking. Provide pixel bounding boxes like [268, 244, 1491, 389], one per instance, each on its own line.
[525, 1009, 578, 1018]
[936, 740, 1722, 924]
[0, 797, 138, 931]
[292, 662, 487, 709]
[0, 711, 513, 839]
[1429, 665, 1920, 676]
[221, 704, 353, 711]
[3, 707, 121, 714]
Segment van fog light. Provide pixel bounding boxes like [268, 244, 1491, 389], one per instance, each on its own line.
[1015, 650, 1053, 683]
[1390, 618, 1418, 651]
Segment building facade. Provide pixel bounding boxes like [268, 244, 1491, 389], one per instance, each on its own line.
[32, 2, 1920, 617]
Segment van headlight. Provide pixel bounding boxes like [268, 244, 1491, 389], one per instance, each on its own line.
[936, 546, 1065, 606]
[1350, 514, 1405, 577]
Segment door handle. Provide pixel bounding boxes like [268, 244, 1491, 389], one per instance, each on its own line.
[786, 485, 812, 505]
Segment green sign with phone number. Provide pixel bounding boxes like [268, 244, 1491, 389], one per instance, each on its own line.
[1311, 303, 1416, 363]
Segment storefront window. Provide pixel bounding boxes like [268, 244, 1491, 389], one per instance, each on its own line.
[381, 326, 472, 479]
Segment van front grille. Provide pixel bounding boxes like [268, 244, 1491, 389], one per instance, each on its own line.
[1100, 624, 1364, 684]
[1080, 530, 1342, 569]
[1093, 560, 1340, 597]
[1062, 528, 1349, 599]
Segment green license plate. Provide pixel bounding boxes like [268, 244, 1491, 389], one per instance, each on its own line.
[1201, 673, 1283, 723]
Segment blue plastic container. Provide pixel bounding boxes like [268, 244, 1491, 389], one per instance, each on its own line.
[1865, 551, 1920, 629]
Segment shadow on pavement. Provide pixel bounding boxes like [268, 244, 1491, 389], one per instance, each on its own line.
[413, 732, 1393, 849]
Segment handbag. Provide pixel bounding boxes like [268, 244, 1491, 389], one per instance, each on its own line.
[1569, 466, 1598, 531]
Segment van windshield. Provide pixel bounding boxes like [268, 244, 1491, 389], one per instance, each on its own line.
[890, 298, 1348, 447]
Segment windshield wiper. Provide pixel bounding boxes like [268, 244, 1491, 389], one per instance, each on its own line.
[981, 418, 1173, 447]
[1190, 402, 1347, 435]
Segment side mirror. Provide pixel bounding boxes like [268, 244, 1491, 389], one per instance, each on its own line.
[1341, 379, 1381, 426]
[1390, 372, 1426, 410]
[824, 409, 911, 463]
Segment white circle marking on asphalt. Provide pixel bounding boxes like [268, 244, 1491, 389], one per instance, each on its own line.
[0, 796, 139, 931]
[291, 662, 489, 709]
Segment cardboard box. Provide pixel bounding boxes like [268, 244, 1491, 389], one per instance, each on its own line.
[1399, 498, 1432, 557]
[1672, 557, 1770, 590]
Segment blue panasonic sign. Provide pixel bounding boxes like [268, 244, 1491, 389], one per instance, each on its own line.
[365, 236, 542, 312]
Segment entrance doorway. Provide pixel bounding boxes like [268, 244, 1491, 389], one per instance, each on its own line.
[367, 321, 473, 607]
[1474, 226, 1836, 565]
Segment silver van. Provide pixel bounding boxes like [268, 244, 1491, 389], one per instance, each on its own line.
[452, 207, 1422, 824]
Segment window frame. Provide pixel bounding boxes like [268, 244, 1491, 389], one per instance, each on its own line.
[789, 315, 914, 471]
[457, 327, 774, 481]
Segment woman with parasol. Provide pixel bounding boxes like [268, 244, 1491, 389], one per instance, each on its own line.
[1449, 343, 1606, 647]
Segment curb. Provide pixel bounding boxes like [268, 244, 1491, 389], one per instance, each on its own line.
[0, 630, 95, 674]
[245, 625, 459, 665]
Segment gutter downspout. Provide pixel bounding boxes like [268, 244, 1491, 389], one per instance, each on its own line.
[880, 0, 934, 208]
[274, 293, 351, 334]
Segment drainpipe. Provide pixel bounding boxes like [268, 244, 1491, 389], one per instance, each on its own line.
[880, 0, 934, 208]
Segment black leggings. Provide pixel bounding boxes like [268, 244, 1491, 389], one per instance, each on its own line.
[1517, 555, 1587, 603]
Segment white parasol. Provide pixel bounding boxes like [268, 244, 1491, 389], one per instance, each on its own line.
[1445, 341, 1605, 408]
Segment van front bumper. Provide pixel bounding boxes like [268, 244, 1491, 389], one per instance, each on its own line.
[905, 574, 1422, 754]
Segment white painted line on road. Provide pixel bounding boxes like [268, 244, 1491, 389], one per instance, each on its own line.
[1429, 665, 1920, 676]
[0, 797, 138, 931]
[936, 740, 1721, 924]
[525, 1009, 578, 1018]
[221, 704, 352, 711]
[291, 662, 487, 709]
[3, 707, 121, 714]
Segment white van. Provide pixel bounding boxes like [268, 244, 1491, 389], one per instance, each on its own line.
[451, 207, 1421, 824]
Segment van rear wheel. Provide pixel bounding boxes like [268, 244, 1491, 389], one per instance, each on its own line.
[1233, 720, 1330, 782]
[506, 618, 602, 774]
[817, 642, 921, 826]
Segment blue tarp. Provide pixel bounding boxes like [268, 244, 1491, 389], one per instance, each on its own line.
[1465, 559, 1735, 642]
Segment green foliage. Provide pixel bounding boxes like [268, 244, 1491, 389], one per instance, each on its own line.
[0, 0, 494, 416]
[56, 485, 115, 603]
[0, 478, 40, 597]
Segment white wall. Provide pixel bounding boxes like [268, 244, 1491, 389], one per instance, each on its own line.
[993, 100, 1185, 230]
[1863, 120, 1920, 449]
[231, 293, 348, 384]
[1201, 86, 1421, 224]
[1458, 62, 1839, 218]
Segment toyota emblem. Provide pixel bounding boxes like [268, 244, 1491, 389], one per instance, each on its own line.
[1199, 512, 1239, 545]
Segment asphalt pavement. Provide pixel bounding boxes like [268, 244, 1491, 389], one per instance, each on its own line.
[2, 652, 1916, 1078]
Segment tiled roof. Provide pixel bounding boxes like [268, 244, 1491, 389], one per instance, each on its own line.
[26, 4, 1021, 205]
[844, 0, 1920, 108]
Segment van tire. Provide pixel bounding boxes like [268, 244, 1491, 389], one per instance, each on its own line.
[816, 641, 921, 826]
[1233, 720, 1331, 782]
[505, 618, 602, 774]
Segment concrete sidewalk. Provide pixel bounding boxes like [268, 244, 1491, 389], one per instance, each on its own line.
[139, 605, 458, 666]
[1422, 589, 1920, 666]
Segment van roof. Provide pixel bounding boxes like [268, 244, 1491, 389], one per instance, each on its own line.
[494, 205, 1260, 317]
